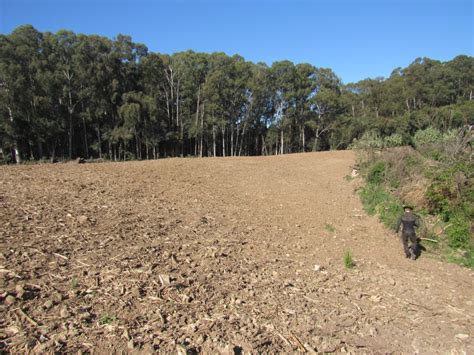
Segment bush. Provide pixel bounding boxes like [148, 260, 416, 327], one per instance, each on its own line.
[376, 198, 404, 231]
[446, 213, 471, 249]
[413, 127, 442, 147]
[367, 161, 386, 185]
[426, 161, 473, 220]
[359, 184, 389, 215]
[357, 135, 473, 268]
[442, 129, 458, 143]
[123, 151, 136, 161]
[350, 130, 384, 149]
[359, 183, 403, 231]
[384, 133, 403, 148]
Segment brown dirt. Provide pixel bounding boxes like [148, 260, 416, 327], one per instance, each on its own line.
[0, 151, 472, 353]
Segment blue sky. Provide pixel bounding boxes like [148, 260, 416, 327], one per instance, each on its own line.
[1, 0, 472, 83]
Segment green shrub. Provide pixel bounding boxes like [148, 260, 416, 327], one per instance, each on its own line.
[350, 130, 384, 149]
[442, 129, 458, 143]
[446, 213, 471, 249]
[359, 183, 402, 230]
[359, 184, 389, 215]
[376, 198, 404, 231]
[426, 161, 473, 219]
[413, 127, 442, 147]
[357, 137, 473, 268]
[367, 161, 386, 185]
[384, 133, 403, 147]
[124, 151, 136, 161]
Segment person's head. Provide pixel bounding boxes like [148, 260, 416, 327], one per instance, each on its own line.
[403, 205, 413, 213]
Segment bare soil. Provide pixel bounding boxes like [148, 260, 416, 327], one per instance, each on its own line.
[1, 151, 472, 353]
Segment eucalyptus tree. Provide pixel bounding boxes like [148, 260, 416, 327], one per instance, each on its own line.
[306, 68, 345, 151]
[203, 53, 251, 157]
[2, 25, 472, 162]
[269, 60, 297, 154]
[140, 53, 167, 158]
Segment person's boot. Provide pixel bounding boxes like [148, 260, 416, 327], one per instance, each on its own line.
[409, 247, 416, 260]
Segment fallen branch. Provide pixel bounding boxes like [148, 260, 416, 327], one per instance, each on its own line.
[290, 332, 307, 352]
[276, 332, 291, 347]
[420, 237, 438, 243]
[53, 252, 69, 260]
[76, 260, 91, 267]
[17, 308, 39, 326]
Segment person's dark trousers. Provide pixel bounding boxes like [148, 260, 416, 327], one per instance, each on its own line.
[401, 232, 418, 259]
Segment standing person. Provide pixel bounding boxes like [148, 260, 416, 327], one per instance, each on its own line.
[396, 206, 420, 260]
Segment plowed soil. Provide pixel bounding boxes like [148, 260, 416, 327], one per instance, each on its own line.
[1, 151, 472, 353]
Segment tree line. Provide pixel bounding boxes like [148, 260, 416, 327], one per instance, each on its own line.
[1, 25, 473, 163]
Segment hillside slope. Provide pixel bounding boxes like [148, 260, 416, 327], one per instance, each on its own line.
[1, 151, 472, 353]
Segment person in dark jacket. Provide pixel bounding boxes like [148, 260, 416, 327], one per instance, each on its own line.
[396, 206, 420, 260]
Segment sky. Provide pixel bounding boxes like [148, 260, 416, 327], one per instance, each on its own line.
[1, 0, 473, 83]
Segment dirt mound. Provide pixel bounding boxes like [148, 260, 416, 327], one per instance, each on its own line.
[0, 152, 472, 353]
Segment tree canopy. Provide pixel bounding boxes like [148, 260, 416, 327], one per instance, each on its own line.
[1, 25, 473, 162]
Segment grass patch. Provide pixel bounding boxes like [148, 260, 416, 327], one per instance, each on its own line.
[99, 314, 116, 325]
[359, 183, 403, 230]
[71, 277, 79, 288]
[324, 223, 336, 233]
[344, 251, 355, 269]
[366, 161, 386, 184]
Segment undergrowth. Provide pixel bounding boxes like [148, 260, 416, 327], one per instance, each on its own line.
[355, 128, 473, 268]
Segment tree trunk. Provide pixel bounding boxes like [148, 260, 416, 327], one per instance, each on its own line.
[7, 106, 20, 164]
[135, 129, 140, 159]
[68, 112, 73, 159]
[176, 80, 184, 156]
[13, 146, 21, 164]
[82, 116, 89, 158]
[38, 141, 43, 160]
[238, 121, 248, 157]
[164, 65, 175, 128]
[97, 125, 102, 159]
[195, 86, 201, 156]
[231, 124, 234, 156]
[302, 125, 305, 152]
[65, 70, 76, 160]
[50, 140, 57, 162]
[212, 126, 216, 157]
[280, 130, 284, 155]
[222, 126, 226, 157]
[200, 103, 205, 158]
[313, 128, 320, 152]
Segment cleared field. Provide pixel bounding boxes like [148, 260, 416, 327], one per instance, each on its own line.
[1, 151, 472, 353]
